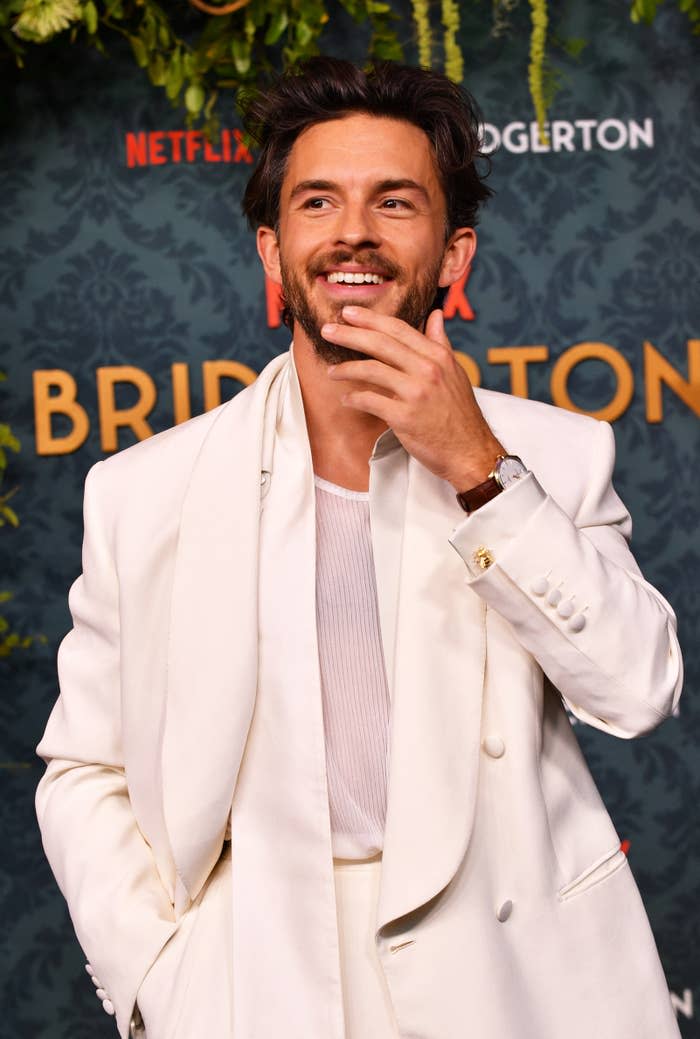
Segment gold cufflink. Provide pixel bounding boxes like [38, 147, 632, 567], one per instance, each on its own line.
[473, 546, 494, 570]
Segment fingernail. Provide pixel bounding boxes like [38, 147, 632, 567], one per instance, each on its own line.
[342, 306, 359, 316]
[322, 323, 336, 334]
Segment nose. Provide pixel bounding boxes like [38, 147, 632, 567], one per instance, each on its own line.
[333, 201, 381, 251]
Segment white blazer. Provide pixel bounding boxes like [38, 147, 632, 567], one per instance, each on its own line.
[36, 351, 683, 1039]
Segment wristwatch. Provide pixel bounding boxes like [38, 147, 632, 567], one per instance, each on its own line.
[456, 455, 528, 514]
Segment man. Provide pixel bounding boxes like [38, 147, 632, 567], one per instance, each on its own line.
[36, 58, 683, 1039]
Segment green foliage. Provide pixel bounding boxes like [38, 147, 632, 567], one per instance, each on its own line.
[631, 0, 700, 31]
[1, 0, 409, 133]
[0, 373, 43, 658]
[0, 0, 697, 187]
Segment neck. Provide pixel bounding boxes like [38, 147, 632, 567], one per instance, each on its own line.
[293, 334, 387, 492]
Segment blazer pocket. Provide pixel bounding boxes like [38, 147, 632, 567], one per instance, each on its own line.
[137, 846, 233, 1039]
[557, 846, 628, 903]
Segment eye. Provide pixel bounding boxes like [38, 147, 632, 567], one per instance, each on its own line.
[303, 197, 330, 209]
[381, 197, 411, 210]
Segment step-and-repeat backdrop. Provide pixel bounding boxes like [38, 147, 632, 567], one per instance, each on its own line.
[1, 3, 698, 1035]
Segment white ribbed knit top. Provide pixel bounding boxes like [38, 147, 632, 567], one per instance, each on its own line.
[314, 475, 391, 859]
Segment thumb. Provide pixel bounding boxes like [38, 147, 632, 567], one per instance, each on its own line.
[425, 308, 449, 344]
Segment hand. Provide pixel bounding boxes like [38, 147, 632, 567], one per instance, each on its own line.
[323, 305, 505, 490]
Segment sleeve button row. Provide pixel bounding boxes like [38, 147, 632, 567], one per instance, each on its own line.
[530, 576, 586, 631]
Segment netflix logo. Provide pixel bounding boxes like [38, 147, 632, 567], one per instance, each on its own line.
[125, 129, 253, 167]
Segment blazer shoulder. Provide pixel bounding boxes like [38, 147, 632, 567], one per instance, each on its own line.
[474, 386, 602, 435]
[474, 387, 607, 458]
[96, 383, 259, 485]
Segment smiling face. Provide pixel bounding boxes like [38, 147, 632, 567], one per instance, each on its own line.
[256, 113, 476, 364]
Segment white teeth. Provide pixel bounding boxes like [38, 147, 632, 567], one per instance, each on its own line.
[327, 271, 385, 284]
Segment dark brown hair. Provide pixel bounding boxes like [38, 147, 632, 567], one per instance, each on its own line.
[240, 57, 493, 235]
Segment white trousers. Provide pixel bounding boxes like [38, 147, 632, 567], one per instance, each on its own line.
[138, 849, 401, 1039]
[333, 854, 401, 1039]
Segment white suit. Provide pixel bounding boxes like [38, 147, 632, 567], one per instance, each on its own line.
[36, 351, 683, 1039]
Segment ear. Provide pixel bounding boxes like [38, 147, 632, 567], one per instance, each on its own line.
[438, 227, 477, 288]
[256, 226, 282, 285]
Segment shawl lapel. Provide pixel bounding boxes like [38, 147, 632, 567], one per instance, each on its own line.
[376, 455, 487, 931]
[375, 395, 511, 929]
[162, 352, 288, 911]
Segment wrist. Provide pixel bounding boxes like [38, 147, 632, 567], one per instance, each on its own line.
[447, 440, 506, 492]
[455, 454, 528, 514]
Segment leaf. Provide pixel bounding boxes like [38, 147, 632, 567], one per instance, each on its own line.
[130, 34, 149, 67]
[0, 505, 18, 527]
[185, 83, 205, 115]
[83, 0, 97, 35]
[562, 36, 587, 59]
[142, 11, 156, 50]
[165, 48, 183, 100]
[148, 51, 166, 85]
[295, 19, 313, 47]
[0, 425, 20, 452]
[264, 9, 288, 45]
[231, 35, 251, 75]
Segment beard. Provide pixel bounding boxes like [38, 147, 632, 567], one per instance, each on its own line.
[279, 249, 444, 365]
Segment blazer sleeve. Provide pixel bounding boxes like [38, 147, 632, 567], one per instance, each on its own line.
[35, 461, 178, 1039]
[448, 420, 683, 738]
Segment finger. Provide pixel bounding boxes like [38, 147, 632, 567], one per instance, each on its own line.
[321, 322, 426, 374]
[340, 306, 442, 358]
[341, 390, 405, 425]
[328, 358, 413, 397]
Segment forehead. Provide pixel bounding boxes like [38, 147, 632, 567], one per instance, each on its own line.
[281, 113, 444, 202]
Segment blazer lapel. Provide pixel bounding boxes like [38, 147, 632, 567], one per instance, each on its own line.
[162, 353, 288, 910]
[376, 456, 487, 931]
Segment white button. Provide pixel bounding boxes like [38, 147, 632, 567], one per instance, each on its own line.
[103, 999, 115, 1016]
[497, 899, 513, 922]
[96, 988, 107, 1000]
[546, 587, 562, 607]
[557, 599, 575, 619]
[482, 735, 505, 759]
[530, 576, 548, 596]
[569, 613, 586, 632]
[91, 975, 101, 988]
[85, 964, 95, 977]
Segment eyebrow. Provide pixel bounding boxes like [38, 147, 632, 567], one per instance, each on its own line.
[288, 178, 431, 203]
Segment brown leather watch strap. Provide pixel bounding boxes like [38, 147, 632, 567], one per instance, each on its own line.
[456, 476, 503, 514]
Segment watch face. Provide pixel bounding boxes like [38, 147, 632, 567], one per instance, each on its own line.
[495, 455, 527, 489]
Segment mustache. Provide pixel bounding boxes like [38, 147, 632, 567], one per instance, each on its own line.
[306, 250, 402, 281]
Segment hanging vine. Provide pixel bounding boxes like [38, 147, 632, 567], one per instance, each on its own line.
[441, 0, 462, 83]
[410, 0, 431, 68]
[527, 0, 548, 144]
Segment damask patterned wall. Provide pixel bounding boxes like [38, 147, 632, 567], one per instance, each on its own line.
[1, 2, 698, 1035]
